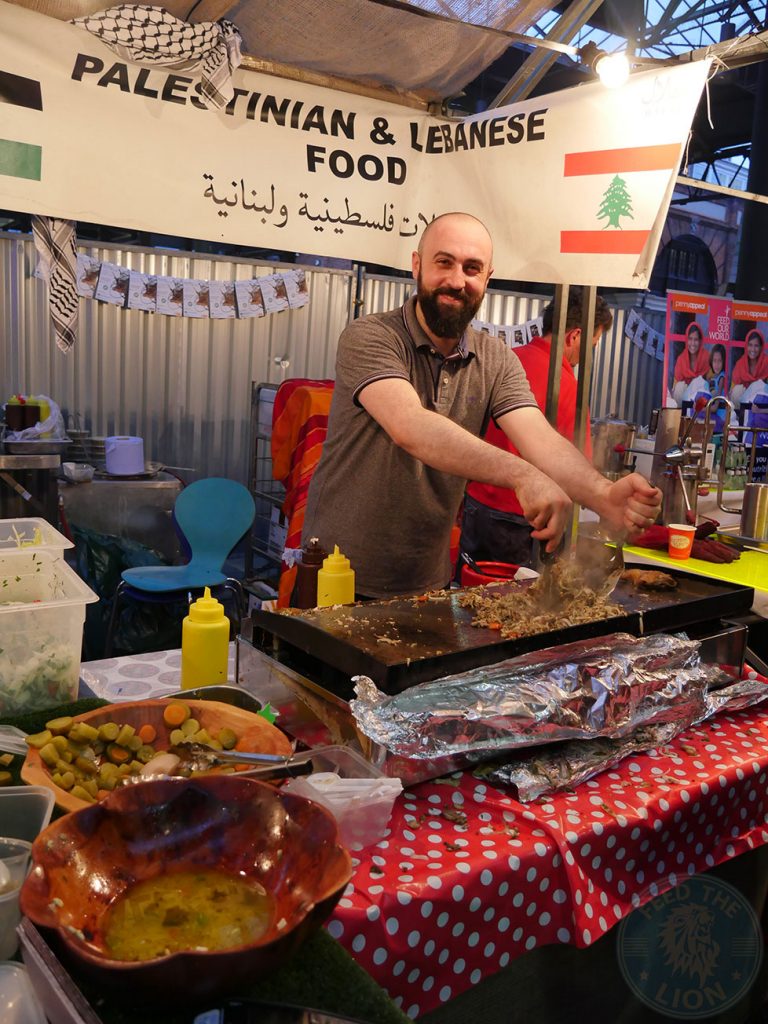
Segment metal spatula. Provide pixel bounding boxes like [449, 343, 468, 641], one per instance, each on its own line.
[600, 534, 626, 597]
[574, 534, 625, 596]
[536, 545, 559, 608]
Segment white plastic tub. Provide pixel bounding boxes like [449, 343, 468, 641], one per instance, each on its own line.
[0, 550, 98, 715]
[0, 518, 73, 554]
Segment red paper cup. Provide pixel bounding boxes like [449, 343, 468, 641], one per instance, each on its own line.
[668, 523, 696, 559]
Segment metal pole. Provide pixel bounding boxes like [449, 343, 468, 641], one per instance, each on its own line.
[573, 285, 597, 453]
[570, 285, 597, 548]
[353, 264, 365, 320]
[544, 284, 568, 426]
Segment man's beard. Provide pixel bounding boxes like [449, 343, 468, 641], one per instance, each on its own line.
[417, 277, 483, 339]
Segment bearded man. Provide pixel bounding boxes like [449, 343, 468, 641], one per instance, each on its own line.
[302, 212, 660, 598]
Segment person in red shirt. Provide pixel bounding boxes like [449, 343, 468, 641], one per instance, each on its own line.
[730, 329, 768, 405]
[459, 288, 613, 569]
[672, 322, 710, 404]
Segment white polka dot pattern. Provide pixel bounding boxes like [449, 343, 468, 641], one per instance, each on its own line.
[327, 673, 768, 1017]
[80, 645, 235, 700]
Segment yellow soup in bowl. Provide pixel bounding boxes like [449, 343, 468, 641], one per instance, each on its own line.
[103, 869, 273, 961]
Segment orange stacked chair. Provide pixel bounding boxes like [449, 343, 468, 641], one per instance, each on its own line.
[270, 379, 334, 607]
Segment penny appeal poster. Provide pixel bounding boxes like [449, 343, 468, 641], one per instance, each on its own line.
[663, 292, 768, 478]
[664, 292, 733, 408]
[663, 293, 768, 405]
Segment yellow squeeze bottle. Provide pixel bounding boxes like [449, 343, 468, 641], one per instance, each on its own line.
[316, 545, 355, 607]
[35, 396, 51, 437]
[181, 587, 229, 689]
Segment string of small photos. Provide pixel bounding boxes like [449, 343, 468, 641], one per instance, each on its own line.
[625, 309, 664, 362]
[75, 255, 309, 319]
[471, 316, 543, 347]
[474, 310, 663, 362]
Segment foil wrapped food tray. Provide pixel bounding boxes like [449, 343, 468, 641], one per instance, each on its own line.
[235, 626, 748, 788]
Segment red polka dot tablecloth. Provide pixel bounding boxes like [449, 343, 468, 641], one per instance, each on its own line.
[327, 675, 768, 1019]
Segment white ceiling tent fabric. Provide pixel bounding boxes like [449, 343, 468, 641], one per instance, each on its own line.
[8, 0, 557, 101]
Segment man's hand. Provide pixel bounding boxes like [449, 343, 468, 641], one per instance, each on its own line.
[600, 472, 662, 538]
[514, 464, 572, 552]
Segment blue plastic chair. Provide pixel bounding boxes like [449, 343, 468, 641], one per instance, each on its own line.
[104, 478, 255, 656]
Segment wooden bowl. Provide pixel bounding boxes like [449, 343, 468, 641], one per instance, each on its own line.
[20, 776, 353, 1004]
[21, 698, 293, 812]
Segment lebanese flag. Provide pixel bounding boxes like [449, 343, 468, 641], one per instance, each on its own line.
[560, 143, 681, 255]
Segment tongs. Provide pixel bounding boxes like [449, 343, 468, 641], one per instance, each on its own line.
[168, 741, 314, 779]
[0, 725, 28, 756]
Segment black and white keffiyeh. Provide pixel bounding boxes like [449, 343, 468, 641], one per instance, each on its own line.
[32, 216, 79, 354]
[71, 4, 242, 109]
[35, 8, 242, 350]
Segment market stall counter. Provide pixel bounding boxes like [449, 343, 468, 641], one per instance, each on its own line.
[1, 692, 409, 1024]
[36, 644, 768, 1022]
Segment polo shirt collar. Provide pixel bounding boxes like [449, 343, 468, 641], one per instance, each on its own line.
[404, 296, 475, 360]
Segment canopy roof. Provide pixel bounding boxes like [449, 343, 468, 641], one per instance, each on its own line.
[9, 0, 557, 103]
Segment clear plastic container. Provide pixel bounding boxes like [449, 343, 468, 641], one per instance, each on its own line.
[0, 963, 47, 1024]
[0, 786, 55, 843]
[306, 745, 384, 779]
[0, 550, 98, 716]
[0, 518, 73, 554]
[0, 837, 32, 959]
[283, 748, 400, 848]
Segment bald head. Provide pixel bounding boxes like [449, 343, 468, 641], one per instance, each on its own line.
[417, 212, 494, 263]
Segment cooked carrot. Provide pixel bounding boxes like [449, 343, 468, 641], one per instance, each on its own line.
[106, 743, 131, 765]
[163, 701, 191, 728]
[137, 723, 157, 744]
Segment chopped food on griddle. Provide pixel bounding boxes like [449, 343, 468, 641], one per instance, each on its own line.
[459, 561, 621, 639]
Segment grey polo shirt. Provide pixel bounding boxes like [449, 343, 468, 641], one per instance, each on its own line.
[302, 297, 536, 598]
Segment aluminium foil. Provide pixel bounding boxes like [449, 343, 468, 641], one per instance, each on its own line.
[351, 633, 732, 766]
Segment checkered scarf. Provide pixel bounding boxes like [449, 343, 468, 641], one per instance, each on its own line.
[33, 9, 242, 353]
[72, 4, 242, 109]
[32, 216, 79, 354]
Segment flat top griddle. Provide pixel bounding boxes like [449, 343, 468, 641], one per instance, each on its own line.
[252, 569, 754, 695]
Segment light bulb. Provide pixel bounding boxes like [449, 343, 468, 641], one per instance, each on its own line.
[595, 52, 630, 88]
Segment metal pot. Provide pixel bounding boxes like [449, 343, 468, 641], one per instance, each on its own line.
[741, 483, 768, 541]
[591, 419, 636, 480]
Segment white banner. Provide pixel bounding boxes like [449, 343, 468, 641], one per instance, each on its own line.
[0, 2, 709, 287]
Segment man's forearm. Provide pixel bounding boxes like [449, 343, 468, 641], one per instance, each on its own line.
[502, 408, 612, 513]
[525, 432, 611, 512]
[394, 404, 538, 489]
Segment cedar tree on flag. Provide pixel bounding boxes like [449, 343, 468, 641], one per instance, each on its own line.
[597, 175, 634, 229]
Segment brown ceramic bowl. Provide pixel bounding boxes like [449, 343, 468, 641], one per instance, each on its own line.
[21, 698, 294, 812]
[20, 775, 353, 1004]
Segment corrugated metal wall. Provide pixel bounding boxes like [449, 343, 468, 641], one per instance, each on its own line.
[591, 306, 665, 428]
[1, 231, 663, 483]
[0, 232, 354, 482]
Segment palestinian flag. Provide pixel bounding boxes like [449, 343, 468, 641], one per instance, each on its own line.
[560, 143, 681, 255]
[0, 69, 43, 181]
